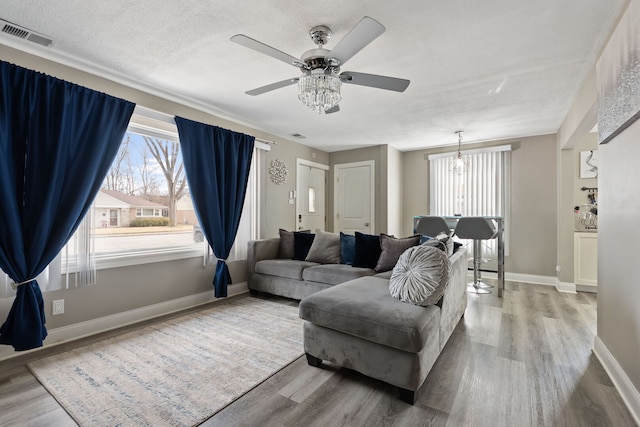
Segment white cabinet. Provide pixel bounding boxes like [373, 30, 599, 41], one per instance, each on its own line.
[574, 232, 597, 288]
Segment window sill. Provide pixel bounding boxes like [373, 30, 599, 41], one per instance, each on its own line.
[96, 246, 205, 270]
[61, 246, 206, 273]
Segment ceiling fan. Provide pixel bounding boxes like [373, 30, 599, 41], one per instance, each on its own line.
[230, 16, 410, 114]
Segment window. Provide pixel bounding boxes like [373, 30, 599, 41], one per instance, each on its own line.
[136, 208, 163, 217]
[64, 106, 267, 273]
[429, 145, 511, 258]
[62, 107, 205, 272]
[1, 107, 267, 297]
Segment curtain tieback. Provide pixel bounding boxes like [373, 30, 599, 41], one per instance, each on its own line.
[217, 258, 227, 262]
[10, 278, 36, 290]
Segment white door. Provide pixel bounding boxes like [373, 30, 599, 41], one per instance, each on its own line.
[296, 161, 327, 231]
[335, 161, 374, 234]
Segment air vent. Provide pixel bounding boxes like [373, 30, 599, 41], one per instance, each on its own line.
[1, 19, 52, 47]
[290, 133, 306, 139]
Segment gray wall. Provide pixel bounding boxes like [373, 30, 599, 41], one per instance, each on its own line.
[599, 117, 640, 401]
[386, 146, 404, 237]
[402, 134, 558, 277]
[557, 146, 575, 283]
[260, 142, 329, 238]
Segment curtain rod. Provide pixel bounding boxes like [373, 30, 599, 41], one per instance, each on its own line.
[255, 137, 276, 145]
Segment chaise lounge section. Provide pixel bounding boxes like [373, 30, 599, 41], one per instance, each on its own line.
[298, 247, 467, 404]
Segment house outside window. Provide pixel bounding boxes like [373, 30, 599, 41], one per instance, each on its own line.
[63, 110, 204, 271]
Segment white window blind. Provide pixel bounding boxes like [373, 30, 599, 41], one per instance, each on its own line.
[429, 145, 511, 258]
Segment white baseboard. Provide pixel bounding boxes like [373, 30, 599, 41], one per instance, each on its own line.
[555, 280, 577, 294]
[472, 271, 557, 287]
[593, 336, 640, 426]
[0, 282, 248, 362]
[467, 271, 579, 294]
[576, 284, 598, 293]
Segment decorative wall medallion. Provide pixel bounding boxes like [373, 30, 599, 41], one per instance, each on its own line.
[269, 159, 288, 185]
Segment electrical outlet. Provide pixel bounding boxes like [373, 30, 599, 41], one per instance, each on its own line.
[52, 299, 64, 315]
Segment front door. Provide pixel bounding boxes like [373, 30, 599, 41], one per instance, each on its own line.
[334, 161, 374, 234]
[109, 209, 118, 227]
[296, 161, 327, 231]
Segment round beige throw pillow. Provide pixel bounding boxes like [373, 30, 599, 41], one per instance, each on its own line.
[389, 245, 451, 306]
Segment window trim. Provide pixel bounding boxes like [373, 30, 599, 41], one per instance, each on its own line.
[62, 106, 271, 273]
[95, 246, 204, 270]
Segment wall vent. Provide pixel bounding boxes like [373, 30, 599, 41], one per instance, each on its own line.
[1, 19, 52, 47]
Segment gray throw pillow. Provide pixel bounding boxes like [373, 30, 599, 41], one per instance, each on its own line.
[305, 230, 341, 264]
[278, 228, 309, 258]
[389, 245, 450, 306]
[278, 229, 295, 259]
[375, 233, 421, 272]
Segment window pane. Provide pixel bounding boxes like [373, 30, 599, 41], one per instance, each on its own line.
[308, 187, 316, 213]
[64, 129, 204, 265]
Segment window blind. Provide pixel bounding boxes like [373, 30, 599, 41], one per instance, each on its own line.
[429, 146, 511, 259]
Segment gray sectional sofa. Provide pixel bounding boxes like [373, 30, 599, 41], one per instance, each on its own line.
[246, 234, 468, 404]
[247, 237, 391, 300]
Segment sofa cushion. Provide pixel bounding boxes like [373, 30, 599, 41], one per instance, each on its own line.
[374, 270, 393, 279]
[299, 276, 441, 353]
[375, 234, 421, 272]
[352, 232, 381, 269]
[340, 232, 356, 265]
[389, 245, 451, 306]
[293, 232, 316, 261]
[306, 230, 341, 264]
[302, 264, 376, 285]
[255, 259, 318, 280]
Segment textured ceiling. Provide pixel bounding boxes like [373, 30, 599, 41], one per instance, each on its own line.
[0, 1, 626, 152]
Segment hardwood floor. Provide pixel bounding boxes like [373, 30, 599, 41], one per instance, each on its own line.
[0, 282, 636, 426]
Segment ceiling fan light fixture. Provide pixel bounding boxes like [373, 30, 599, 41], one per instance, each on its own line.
[298, 70, 341, 114]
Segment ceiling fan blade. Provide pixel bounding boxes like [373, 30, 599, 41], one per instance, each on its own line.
[327, 16, 385, 66]
[325, 105, 340, 114]
[245, 78, 299, 96]
[231, 34, 304, 68]
[340, 71, 410, 92]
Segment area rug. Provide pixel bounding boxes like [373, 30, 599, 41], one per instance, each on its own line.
[28, 297, 303, 426]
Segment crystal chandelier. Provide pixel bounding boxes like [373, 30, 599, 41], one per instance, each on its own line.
[450, 130, 469, 175]
[298, 69, 341, 114]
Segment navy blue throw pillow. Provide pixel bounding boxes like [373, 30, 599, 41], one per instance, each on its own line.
[352, 232, 381, 269]
[340, 232, 356, 265]
[292, 232, 316, 261]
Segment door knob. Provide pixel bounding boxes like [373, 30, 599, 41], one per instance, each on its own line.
[364, 222, 369, 227]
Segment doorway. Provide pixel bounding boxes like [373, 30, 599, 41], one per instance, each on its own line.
[296, 159, 328, 231]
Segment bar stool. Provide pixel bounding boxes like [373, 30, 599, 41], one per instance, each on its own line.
[415, 216, 452, 238]
[454, 217, 498, 294]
